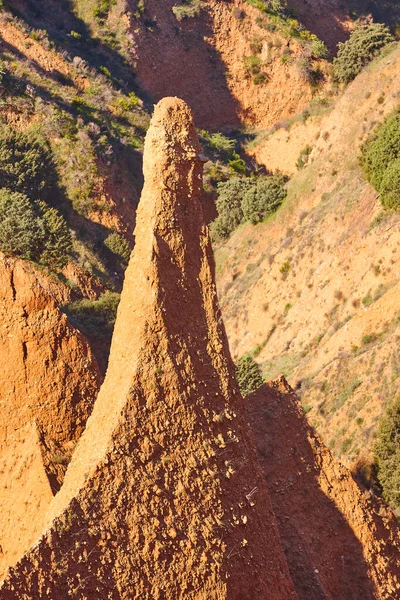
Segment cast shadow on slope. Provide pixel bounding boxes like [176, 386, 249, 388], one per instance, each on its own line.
[247, 382, 392, 600]
[130, 0, 242, 130]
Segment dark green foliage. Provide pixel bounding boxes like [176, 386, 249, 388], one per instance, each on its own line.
[211, 174, 287, 239]
[236, 355, 264, 397]
[375, 396, 400, 510]
[39, 202, 73, 269]
[0, 189, 72, 268]
[0, 126, 57, 204]
[360, 109, 400, 209]
[199, 130, 236, 163]
[333, 24, 393, 84]
[210, 178, 253, 239]
[0, 190, 44, 261]
[380, 159, 400, 209]
[104, 233, 131, 264]
[241, 174, 287, 224]
[63, 292, 121, 372]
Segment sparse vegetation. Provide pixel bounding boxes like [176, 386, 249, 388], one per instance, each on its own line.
[172, 0, 204, 20]
[63, 292, 121, 371]
[236, 354, 264, 396]
[104, 233, 131, 264]
[333, 23, 393, 84]
[296, 145, 313, 170]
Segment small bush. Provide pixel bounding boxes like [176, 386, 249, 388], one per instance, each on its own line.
[236, 355, 264, 397]
[296, 145, 312, 169]
[211, 177, 253, 239]
[0, 126, 57, 204]
[375, 396, 400, 509]
[241, 174, 287, 224]
[360, 109, 400, 209]
[333, 24, 393, 84]
[0, 189, 44, 262]
[0, 190, 71, 268]
[104, 233, 131, 263]
[39, 202, 73, 269]
[172, 0, 204, 20]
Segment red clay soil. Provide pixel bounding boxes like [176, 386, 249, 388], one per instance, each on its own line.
[130, 0, 317, 130]
[0, 254, 102, 581]
[247, 378, 400, 600]
[0, 98, 297, 599]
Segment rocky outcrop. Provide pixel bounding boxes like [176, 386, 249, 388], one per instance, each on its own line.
[0, 254, 102, 580]
[247, 378, 400, 599]
[0, 98, 296, 599]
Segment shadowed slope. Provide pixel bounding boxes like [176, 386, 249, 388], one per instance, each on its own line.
[247, 379, 400, 599]
[0, 98, 296, 599]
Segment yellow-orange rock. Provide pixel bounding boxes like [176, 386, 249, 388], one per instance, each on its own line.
[0, 99, 296, 599]
[0, 254, 102, 581]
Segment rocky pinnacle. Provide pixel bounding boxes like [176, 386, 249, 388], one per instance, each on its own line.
[0, 98, 296, 599]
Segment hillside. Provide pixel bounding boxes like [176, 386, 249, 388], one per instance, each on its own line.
[216, 42, 400, 469]
[1, 0, 400, 595]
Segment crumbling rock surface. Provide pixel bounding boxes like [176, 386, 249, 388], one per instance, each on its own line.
[247, 378, 400, 600]
[0, 254, 102, 581]
[0, 99, 296, 599]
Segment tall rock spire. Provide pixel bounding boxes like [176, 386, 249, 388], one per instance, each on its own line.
[0, 98, 296, 599]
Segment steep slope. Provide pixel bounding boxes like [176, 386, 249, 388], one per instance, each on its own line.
[248, 378, 400, 599]
[0, 98, 296, 599]
[0, 253, 101, 580]
[216, 43, 400, 465]
[129, 0, 326, 129]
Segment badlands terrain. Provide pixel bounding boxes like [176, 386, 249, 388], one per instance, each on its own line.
[0, 0, 400, 598]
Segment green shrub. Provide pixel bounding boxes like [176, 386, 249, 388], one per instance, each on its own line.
[104, 232, 131, 263]
[375, 396, 400, 509]
[0, 126, 57, 203]
[0, 190, 71, 268]
[360, 109, 400, 209]
[39, 202, 73, 269]
[172, 0, 204, 20]
[211, 177, 253, 239]
[310, 38, 329, 59]
[199, 130, 236, 163]
[0, 189, 44, 261]
[236, 355, 264, 397]
[241, 174, 287, 224]
[380, 158, 400, 209]
[333, 24, 393, 84]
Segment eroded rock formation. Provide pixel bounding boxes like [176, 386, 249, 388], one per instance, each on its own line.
[247, 378, 400, 599]
[0, 254, 101, 580]
[0, 99, 296, 599]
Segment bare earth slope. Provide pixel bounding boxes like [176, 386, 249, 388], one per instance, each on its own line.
[247, 378, 400, 599]
[0, 254, 101, 580]
[130, 0, 319, 129]
[0, 98, 296, 599]
[216, 44, 400, 464]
